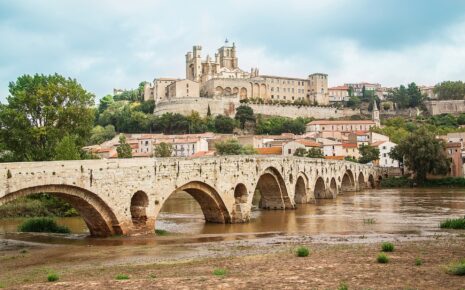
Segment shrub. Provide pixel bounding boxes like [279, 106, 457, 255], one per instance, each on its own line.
[337, 282, 349, 290]
[440, 216, 465, 229]
[116, 274, 129, 280]
[213, 268, 227, 276]
[155, 229, 169, 236]
[47, 273, 59, 282]
[380, 176, 410, 188]
[415, 258, 423, 266]
[446, 260, 465, 276]
[377, 253, 389, 263]
[295, 246, 310, 257]
[381, 242, 394, 252]
[18, 217, 70, 234]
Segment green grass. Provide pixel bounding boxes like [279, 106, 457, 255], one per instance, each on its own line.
[18, 217, 70, 234]
[415, 258, 423, 266]
[446, 260, 465, 276]
[337, 282, 349, 290]
[116, 274, 129, 280]
[155, 229, 169, 236]
[295, 246, 310, 257]
[377, 253, 389, 264]
[47, 273, 59, 282]
[381, 242, 395, 252]
[212, 268, 227, 276]
[363, 218, 376, 224]
[440, 216, 465, 229]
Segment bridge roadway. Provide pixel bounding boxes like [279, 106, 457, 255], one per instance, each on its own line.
[0, 156, 381, 237]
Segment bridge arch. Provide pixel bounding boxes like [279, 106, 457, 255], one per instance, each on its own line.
[130, 191, 149, 229]
[232, 183, 249, 222]
[313, 177, 326, 199]
[254, 167, 293, 209]
[0, 184, 121, 237]
[294, 174, 308, 204]
[368, 174, 375, 188]
[341, 170, 355, 192]
[164, 181, 231, 223]
[358, 172, 366, 189]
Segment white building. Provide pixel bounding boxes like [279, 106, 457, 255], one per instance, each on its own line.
[372, 140, 399, 168]
[317, 138, 344, 157]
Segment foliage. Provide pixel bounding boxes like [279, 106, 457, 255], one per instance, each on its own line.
[422, 177, 465, 187]
[415, 258, 423, 266]
[136, 100, 155, 114]
[47, 273, 59, 282]
[391, 127, 450, 183]
[440, 216, 465, 229]
[381, 242, 395, 252]
[155, 229, 169, 236]
[0, 194, 79, 218]
[380, 176, 410, 188]
[377, 253, 389, 263]
[337, 282, 349, 290]
[116, 134, 132, 158]
[215, 139, 256, 155]
[115, 274, 129, 280]
[98, 94, 114, 113]
[346, 96, 361, 109]
[344, 156, 358, 163]
[0, 74, 95, 161]
[18, 217, 70, 233]
[294, 147, 323, 158]
[54, 135, 81, 161]
[358, 144, 380, 164]
[255, 115, 310, 135]
[387, 82, 425, 108]
[212, 268, 227, 276]
[89, 125, 116, 145]
[235, 105, 255, 129]
[446, 260, 465, 276]
[214, 115, 235, 133]
[295, 246, 310, 257]
[434, 81, 465, 100]
[154, 142, 173, 157]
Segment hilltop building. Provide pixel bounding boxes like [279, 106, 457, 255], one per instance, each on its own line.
[144, 41, 332, 117]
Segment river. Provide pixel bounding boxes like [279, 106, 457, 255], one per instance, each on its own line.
[1, 188, 465, 244]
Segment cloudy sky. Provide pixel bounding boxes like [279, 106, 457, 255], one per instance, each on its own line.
[1, 0, 465, 101]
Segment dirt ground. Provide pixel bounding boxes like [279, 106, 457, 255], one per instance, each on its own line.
[1, 234, 465, 289]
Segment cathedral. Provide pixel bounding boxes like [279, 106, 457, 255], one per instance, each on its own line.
[144, 41, 329, 106]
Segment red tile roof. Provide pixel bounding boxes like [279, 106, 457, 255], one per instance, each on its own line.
[308, 120, 376, 125]
[342, 143, 358, 148]
[256, 147, 282, 155]
[329, 85, 349, 90]
[296, 140, 321, 147]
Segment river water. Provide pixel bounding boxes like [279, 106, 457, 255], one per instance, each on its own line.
[1, 188, 465, 244]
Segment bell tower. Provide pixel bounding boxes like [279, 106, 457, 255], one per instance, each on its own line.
[372, 99, 380, 127]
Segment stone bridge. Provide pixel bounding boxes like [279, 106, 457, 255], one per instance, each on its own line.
[0, 156, 381, 237]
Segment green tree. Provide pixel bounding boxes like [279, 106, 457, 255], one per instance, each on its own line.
[154, 142, 173, 157]
[116, 134, 132, 158]
[235, 105, 255, 129]
[434, 81, 465, 100]
[294, 148, 307, 157]
[54, 135, 81, 161]
[214, 115, 235, 133]
[306, 147, 324, 158]
[358, 144, 380, 164]
[0, 74, 95, 161]
[346, 96, 361, 109]
[214, 139, 256, 155]
[98, 94, 114, 113]
[389, 127, 450, 183]
[89, 125, 116, 145]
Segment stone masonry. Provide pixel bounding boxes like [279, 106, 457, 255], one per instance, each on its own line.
[0, 156, 380, 237]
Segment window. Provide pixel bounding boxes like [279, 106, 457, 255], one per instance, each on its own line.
[288, 149, 291, 154]
[271, 87, 274, 92]
[383, 153, 386, 157]
[382, 146, 386, 150]
[271, 95, 274, 99]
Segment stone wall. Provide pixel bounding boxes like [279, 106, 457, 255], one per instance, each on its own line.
[154, 96, 360, 119]
[424, 100, 465, 115]
[0, 156, 380, 237]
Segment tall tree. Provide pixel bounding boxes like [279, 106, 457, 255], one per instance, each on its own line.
[389, 127, 450, 183]
[154, 142, 173, 157]
[434, 81, 465, 100]
[214, 115, 235, 133]
[235, 105, 255, 129]
[215, 139, 256, 155]
[358, 144, 380, 164]
[54, 135, 81, 160]
[0, 74, 95, 161]
[116, 134, 132, 158]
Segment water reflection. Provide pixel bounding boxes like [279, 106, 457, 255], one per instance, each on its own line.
[1, 188, 465, 240]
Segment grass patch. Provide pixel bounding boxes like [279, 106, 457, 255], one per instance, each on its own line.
[47, 273, 59, 282]
[212, 268, 227, 276]
[363, 218, 376, 224]
[116, 274, 129, 280]
[377, 253, 389, 264]
[381, 242, 394, 252]
[18, 217, 70, 234]
[415, 258, 423, 266]
[337, 282, 349, 290]
[446, 260, 465, 276]
[295, 246, 310, 257]
[155, 229, 169, 236]
[440, 216, 465, 229]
